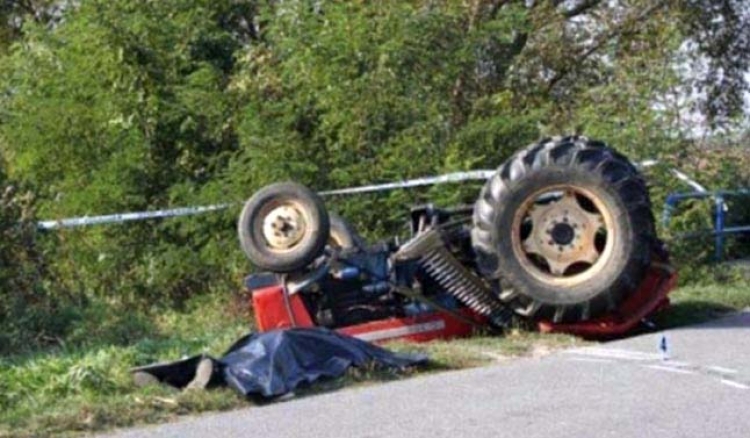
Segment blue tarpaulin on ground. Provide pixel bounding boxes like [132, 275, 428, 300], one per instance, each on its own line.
[131, 328, 428, 398]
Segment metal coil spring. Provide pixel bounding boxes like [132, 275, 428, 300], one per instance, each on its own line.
[418, 246, 506, 317]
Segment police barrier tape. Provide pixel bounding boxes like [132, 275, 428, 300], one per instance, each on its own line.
[37, 170, 497, 230]
[37, 163, 703, 230]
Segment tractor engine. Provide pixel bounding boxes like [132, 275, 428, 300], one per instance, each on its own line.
[311, 245, 403, 328]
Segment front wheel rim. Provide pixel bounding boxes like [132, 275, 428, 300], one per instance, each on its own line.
[259, 200, 310, 252]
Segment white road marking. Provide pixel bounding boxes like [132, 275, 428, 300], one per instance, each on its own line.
[662, 360, 691, 368]
[566, 357, 615, 364]
[645, 364, 696, 375]
[707, 366, 739, 375]
[720, 379, 749, 390]
[567, 344, 750, 392]
[566, 347, 663, 362]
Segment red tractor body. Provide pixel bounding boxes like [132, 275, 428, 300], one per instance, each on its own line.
[247, 263, 675, 342]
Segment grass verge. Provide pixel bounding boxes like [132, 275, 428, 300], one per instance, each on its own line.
[1, 281, 748, 437]
[651, 282, 750, 328]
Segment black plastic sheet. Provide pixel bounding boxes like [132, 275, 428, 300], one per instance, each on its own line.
[132, 328, 428, 398]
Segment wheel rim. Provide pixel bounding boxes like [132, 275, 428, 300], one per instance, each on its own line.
[259, 200, 310, 252]
[511, 185, 616, 287]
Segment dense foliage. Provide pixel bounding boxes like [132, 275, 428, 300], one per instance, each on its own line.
[0, 170, 54, 352]
[0, 0, 748, 353]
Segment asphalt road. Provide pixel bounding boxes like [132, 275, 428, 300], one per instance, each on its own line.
[106, 312, 750, 438]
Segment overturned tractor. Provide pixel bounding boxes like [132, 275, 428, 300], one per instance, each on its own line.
[239, 137, 676, 342]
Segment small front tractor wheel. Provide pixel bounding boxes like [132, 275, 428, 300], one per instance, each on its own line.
[238, 182, 330, 272]
[472, 137, 656, 323]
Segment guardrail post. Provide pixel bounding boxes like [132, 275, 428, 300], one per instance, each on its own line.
[662, 194, 679, 227]
[714, 195, 725, 261]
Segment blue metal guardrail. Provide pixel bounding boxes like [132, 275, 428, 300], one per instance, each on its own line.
[663, 190, 750, 261]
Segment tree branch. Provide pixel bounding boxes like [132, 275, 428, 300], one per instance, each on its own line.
[546, 1, 667, 91]
[563, 0, 604, 18]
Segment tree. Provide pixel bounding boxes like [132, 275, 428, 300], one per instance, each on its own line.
[0, 0, 61, 53]
[0, 0, 251, 301]
[677, 0, 750, 126]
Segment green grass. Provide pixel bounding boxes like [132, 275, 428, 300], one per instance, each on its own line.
[0, 294, 252, 438]
[651, 282, 750, 328]
[2, 280, 749, 437]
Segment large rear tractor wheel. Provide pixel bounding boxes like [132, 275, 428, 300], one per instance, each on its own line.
[238, 182, 330, 273]
[472, 137, 657, 323]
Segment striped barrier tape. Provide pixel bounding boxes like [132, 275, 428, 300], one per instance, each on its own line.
[37, 204, 233, 230]
[36, 163, 704, 230]
[37, 170, 497, 230]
